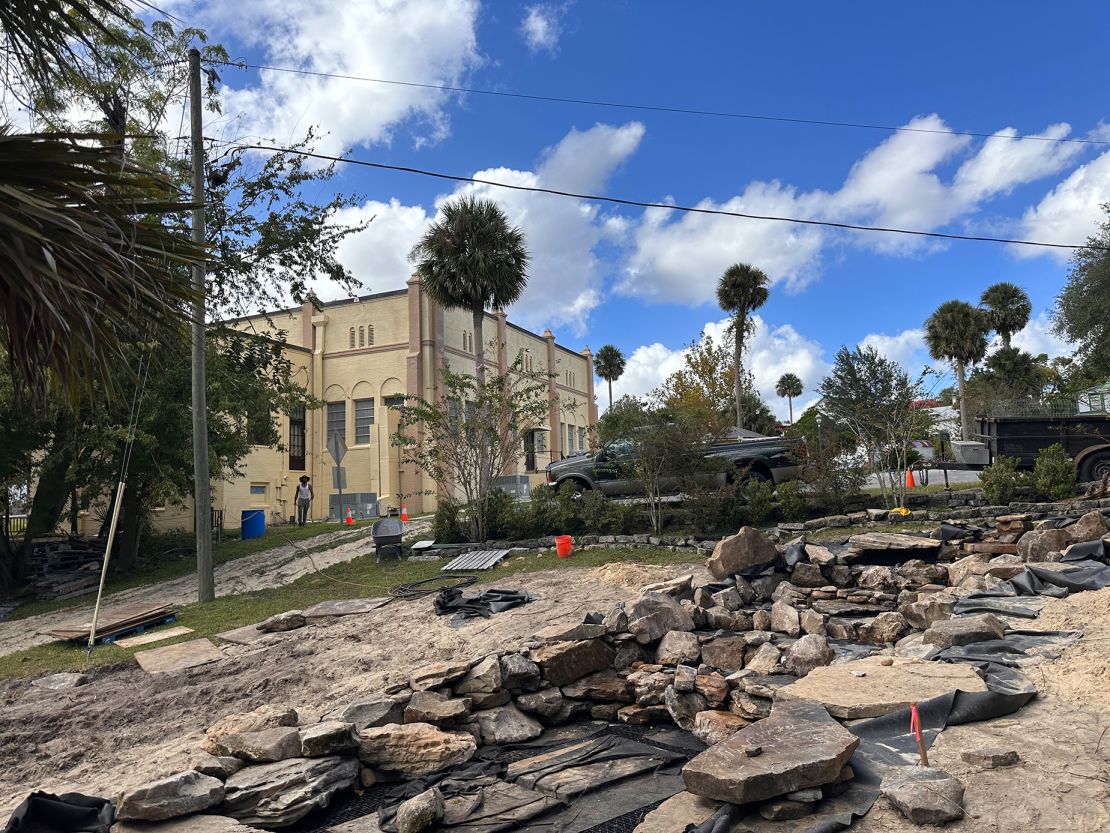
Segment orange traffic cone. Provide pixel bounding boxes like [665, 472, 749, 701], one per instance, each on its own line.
[905, 467, 916, 489]
[345, 507, 354, 525]
[401, 504, 409, 522]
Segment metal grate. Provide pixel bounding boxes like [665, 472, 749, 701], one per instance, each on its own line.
[441, 549, 511, 571]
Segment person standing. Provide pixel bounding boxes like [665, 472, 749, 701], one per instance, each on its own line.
[295, 475, 313, 526]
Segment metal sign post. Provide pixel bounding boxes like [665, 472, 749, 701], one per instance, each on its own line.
[327, 433, 347, 519]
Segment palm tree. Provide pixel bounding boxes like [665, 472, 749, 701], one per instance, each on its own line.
[593, 344, 626, 409]
[717, 263, 769, 432]
[775, 372, 803, 424]
[980, 282, 1032, 348]
[410, 195, 529, 388]
[924, 300, 989, 439]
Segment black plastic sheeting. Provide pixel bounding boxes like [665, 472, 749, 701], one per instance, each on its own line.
[692, 662, 1038, 833]
[2, 792, 114, 833]
[433, 587, 535, 619]
[955, 558, 1110, 618]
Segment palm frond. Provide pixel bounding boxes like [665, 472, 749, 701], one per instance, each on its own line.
[0, 130, 204, 396]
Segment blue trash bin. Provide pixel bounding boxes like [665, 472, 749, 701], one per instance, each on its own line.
[241, 509, 265, 540]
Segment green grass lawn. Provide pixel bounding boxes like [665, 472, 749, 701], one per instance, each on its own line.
[0, 545, 696, 681]
[4, 522, 356, 621]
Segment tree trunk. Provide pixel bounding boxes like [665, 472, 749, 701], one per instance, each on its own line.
[733, 318, 744, 432]
[788, 396, 794, 424]
[955, 359, 970, 439]
[115, 482, 143, 573]
[473, 307, 490, 502]
[1001, 332, 1011, 349]
[608, 379, 613, 409]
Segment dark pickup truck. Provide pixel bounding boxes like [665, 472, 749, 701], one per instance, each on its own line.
[545, 435, 803, 496]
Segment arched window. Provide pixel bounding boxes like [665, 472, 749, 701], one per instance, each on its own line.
[367, 324, 375, 345]
[359, 326, 365, 347]
[348, 328, 355, 348]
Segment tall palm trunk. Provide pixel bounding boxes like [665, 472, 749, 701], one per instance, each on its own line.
[472, 307, 491, 510]
[788, 397, 794, 424]
[733, 318, 744, 432]
[608, 379, 613, 409]
[1001, 332, 1012, 349]
[955, 359, 970, 439]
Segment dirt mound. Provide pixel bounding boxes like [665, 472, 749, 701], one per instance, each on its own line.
[1028, 587, 1110, 713]
[589, 562, 676, 590]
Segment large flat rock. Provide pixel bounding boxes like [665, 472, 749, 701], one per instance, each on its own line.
[682, 699, 858, 804]
[775, 657, 988, 718]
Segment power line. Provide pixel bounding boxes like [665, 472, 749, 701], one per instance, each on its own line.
[205, 58, 1109, 147]
[215, 139, 1109, 252]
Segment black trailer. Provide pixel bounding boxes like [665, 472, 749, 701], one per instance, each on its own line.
[967, 413, 1110, 481]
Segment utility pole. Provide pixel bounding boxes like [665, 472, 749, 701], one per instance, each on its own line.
[189, 47, 214, 603]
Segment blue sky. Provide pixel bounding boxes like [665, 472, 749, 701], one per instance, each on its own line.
[182, 1, 1108, 416]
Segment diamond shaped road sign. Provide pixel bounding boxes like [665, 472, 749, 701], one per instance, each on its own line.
[327, 432, 347, 464]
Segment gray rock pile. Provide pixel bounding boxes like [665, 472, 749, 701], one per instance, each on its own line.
[108, 508, 1109, 829]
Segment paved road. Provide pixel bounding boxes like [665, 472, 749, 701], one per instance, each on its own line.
[864, 467, 981, 490]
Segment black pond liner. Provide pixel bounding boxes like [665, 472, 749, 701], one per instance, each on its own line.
[292, 723, 705, 833]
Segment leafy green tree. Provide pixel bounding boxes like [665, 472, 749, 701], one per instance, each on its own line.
[392, 357, 554, 541]
[654, 330, 777, 437]
[924, 300, 989, 439]
[980, 282, 1032, 349]
[410, 196, 529, 389]
[716, 263, 769, 431]
[775, 372, 803, 423]
[1054, 203, 1110, 382]
[819, 345, 933, 509]
[593, 344, 626, 409]
[964, 347, 1053, 416]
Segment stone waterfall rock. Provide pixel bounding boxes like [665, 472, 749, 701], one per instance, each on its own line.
[474, 705, 544, 744]
[326, 696, 403, 730]
[705, 527, 778, 579]
[357, 723, 476, 778]
[223, 756, 359, 828]
[395, 787, 445, 833]
[880, 766, 965, 825]
[627, 593, 695, 644]
[682, 700, 859, 804]
[922, 613, 1006, 649]
[529, 639, 614, 686]
[117, 770, 225, 821]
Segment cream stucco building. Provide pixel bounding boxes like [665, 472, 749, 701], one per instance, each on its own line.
[211, 275, 597, 527]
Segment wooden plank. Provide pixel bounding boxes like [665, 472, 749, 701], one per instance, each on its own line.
[134, 638, 223, 674]
[114, 625, 194, 649]
[47, 603, 174, 640]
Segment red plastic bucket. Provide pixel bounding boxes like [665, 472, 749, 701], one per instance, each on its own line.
[554, 535, 574, 558]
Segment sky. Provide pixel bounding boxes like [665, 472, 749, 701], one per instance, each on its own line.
[166, 1, 1108, 418]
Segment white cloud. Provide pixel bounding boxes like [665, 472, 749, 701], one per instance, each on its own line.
[317, 122, 645, 332]
[521, 4, 564, 53]
[619, 116, 1093, 304]
[857, 328, 930, 373]
[608, 316, 830, 420]
[1017, 149, 1110, 260]
[205, 0, 481, 156]
[1006, 311, 1072, 359]
[445, 122, 645, 332]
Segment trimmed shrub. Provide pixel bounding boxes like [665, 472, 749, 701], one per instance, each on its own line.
[775, 480, 808, 521]
[743, 478, 777, 527]
[1032, 443, 1078, 501]
[432, 499, 466, 543]
[979, 455, 1021, 505]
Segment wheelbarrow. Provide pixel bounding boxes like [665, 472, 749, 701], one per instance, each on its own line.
[371, 517, 405, 562]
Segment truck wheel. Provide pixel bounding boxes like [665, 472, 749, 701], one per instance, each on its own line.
[1080, 449, 1110, 482]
